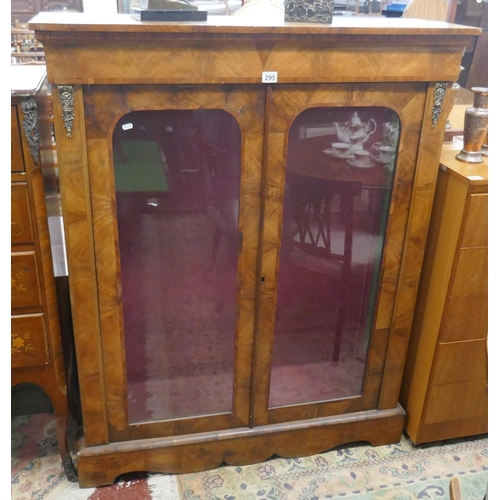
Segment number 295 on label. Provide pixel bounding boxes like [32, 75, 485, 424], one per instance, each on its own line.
[262, 71, 278, 83]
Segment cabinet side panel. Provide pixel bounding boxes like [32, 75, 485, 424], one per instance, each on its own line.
[379, 82, 457, 411]
[52, 84, 109, 446]
[32, 86, 67, 389]
[374, 86, 427, 330]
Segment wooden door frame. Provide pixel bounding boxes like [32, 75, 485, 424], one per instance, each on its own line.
[82, 83, 266, 442]
[251, 81, 432, 426]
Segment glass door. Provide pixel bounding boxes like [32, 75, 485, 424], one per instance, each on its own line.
[84, 85, 265, 439]
[252, 82, 427, 426]
[114, 109, 241, 423]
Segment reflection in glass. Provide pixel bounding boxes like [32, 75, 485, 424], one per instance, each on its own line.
[113, 110, 241, 422]
[270, 107, 399, 408]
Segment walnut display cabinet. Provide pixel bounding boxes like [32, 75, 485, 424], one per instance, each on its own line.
[400, 141, 488, 444]
[30, 13, 479, 487]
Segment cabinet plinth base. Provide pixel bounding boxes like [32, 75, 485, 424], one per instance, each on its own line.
[76, 405, 405, 487]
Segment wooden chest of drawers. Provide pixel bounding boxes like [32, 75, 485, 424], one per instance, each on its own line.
[11, 65, 76, 480]
[400, 141, 488, 444]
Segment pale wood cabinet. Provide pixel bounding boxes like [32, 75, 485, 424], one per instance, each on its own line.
[11, 65, 77, 480]
[400, 141, 488, 444]
[30, 13, 479, 487]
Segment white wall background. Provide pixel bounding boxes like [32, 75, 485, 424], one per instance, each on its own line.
[82, 0, 118, 14]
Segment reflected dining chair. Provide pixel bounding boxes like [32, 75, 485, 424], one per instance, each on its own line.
[284, 173, 378, 362]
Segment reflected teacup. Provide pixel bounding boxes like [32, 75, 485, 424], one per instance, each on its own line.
[352, 150, 371, 167]
[379, 145, 396, 163]
[330, 142, 352, 157]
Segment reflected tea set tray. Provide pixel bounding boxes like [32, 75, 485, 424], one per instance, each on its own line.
[324, 141, 396, 169]
[324, 143, 375, 169]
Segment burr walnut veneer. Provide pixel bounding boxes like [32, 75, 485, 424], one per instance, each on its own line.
[30, 13, 479, 487]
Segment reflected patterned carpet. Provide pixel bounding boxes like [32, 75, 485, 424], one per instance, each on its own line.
[12, 413, 488, 500]
[124, 210, 371, 422]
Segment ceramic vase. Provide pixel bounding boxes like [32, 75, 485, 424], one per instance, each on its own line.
[456, 87, 488, 164]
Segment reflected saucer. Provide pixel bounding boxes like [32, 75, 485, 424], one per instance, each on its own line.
[324, 148, 354, 159]
[347, 159, 375, 169]
[374, 155, 395, 164]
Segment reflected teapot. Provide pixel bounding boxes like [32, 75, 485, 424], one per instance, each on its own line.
[333, 112, 377, 145]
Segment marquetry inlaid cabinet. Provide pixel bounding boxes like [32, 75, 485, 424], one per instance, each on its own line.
[400, 141, 488, 444]
[11, 65, 76, 480]
[30, 13, 479, 487]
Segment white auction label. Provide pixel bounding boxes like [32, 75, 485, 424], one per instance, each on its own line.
[467, 175, 484, 180]
[262, 71, 278, 83]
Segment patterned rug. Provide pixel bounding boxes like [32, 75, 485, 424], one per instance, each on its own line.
[12, 413, 488, 500]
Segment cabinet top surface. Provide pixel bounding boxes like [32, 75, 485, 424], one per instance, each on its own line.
[29, 12, 480, 37]
[440, 141, 488, 185]
[11, 65, 47, 95]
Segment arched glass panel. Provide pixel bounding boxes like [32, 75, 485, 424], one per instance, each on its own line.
[112, 110, 241, 422]
[270, 107, 400, 408]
